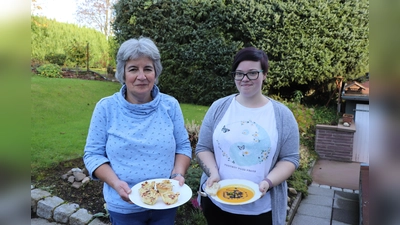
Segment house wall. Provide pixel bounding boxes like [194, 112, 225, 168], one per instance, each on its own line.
[344, 101, 357, 116]
[315, 121, 356, 162]
[343, 100, 369, 116]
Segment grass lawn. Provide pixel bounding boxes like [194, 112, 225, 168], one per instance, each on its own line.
[180, 103, 209, 124]
[31, 74, 337, 224]
[31, 76, 209, 175]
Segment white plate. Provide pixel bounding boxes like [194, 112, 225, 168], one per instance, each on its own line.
[129, 178, 193, 209]
[210, 179, 262, 205]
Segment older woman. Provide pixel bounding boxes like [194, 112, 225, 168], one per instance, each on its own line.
[83, 37, 192, 225]
[196, 47, 300, 225]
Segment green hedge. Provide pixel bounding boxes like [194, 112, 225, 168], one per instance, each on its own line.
[31, 16, 111, 68]
[112, 0, 368, 105]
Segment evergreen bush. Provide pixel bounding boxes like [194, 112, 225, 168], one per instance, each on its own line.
[44, 53, 66, 66]
[36, 64, 62, 78]
[112, 0, 369, 105]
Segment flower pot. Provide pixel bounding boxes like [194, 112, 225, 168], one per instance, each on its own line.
[342, 114, 354, 123]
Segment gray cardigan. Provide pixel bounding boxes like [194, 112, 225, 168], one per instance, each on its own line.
[195, 94, 300, 225]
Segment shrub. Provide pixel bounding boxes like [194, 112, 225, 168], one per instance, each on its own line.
[36, 64, 62, 78]
[113, 0, 369, 105]
[299, 145, 317, 171]
[284, 101, 314, 135]
[65, 39, 87, 68]
[184, 121, 202, 194]
[45, 53, 66, 66]
[185, 120, 201, 158]
[185, 160, 203, 195]
[287, 168, 312, 197]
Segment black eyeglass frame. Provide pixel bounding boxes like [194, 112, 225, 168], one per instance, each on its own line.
[231, 70, 263, 81]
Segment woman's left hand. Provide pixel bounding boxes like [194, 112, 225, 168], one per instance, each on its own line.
[172, 175, 185, 186]
[258, 181, 270, 197]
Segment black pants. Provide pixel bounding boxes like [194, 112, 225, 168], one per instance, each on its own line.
[200, 196, 272, 225]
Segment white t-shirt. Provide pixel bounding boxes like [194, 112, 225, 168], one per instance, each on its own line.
[209, 97, 278, 215]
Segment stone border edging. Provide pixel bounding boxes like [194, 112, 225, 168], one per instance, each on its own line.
[285, 159, 316, 225]
[31, 185, 109, 225]
[286, 192, 302, 225]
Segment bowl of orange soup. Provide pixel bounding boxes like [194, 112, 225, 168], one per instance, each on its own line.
[211, 179, 262, 205]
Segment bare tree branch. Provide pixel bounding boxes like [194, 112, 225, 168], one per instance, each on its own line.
[76, 0, 116, 38]
[31, 0, 43, 15]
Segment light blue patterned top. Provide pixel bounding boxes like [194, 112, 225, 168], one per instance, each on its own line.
[83, 84, 192, 214]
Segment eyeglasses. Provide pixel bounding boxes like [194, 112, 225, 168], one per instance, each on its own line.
[231, 70, 263, 81]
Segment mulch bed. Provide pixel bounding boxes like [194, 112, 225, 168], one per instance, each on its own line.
[61, 69, 114, 81]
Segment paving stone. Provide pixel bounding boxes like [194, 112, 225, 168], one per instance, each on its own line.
[70, 208, 93, 225]
[332, 220, 353, 225]
[291, 214, 330, 225]
[335, 191, 359, 202]
[296, 203, 332, 219]
[31, 189, 51, 213]
[310, 182, 320, 187]
[307, 186, 335, 198]
[343, 188, 354, 193]
[333, 197, 359, 212]
[319, 184, 331, 189]
[301, 194, 333, 207]
[291, 160, 362, 225]
[332, 208, 359, 225]
[36, 196, 64, 220]
[53, 203, 80, 223]
[332, 186, 343, 191]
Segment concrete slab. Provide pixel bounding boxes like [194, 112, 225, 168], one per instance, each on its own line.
[291, 214, 331, 225]
[307, 186, 335, 198]
[301, 195, 333, 207]
[332, 208, 359, 225]
[332, 190, 359, 224]
[290, 159, 362, 225]
[332, 220, 353, 225]
[292, 188, 361, 225]
[311, 160, 360, 190]
[296, 203, 332, 219]
[335, 191, 359, 202]
[333, 198, 359, 212]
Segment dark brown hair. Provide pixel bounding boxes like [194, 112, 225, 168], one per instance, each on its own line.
[231, 47, 269, 74]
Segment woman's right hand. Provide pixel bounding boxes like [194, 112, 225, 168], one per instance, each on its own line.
[112, 179, 133, 204]
[206, 173, 221, 187]
[93, 164, 134, 204]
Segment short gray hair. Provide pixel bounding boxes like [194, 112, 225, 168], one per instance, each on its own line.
[115, 37, 162, 84]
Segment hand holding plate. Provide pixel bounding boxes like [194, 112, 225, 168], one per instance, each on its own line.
[258, 181, 269, 197]
[113, 180, 133, 204]
[210, 179, 262, 205]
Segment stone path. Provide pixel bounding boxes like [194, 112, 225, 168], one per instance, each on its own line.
[291, 159, 362, 225]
